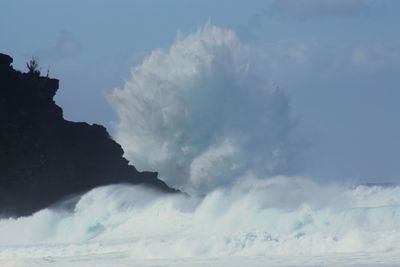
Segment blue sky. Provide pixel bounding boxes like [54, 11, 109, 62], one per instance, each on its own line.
[1, 0, 399, 183]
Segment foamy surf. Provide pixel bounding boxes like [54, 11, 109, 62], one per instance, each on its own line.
[1, 177, 400, 265]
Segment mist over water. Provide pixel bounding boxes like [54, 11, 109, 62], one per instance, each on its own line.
[1, 24, 400, 262]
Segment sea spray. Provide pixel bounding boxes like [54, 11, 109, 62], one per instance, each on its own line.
[108, 23, 298, 194]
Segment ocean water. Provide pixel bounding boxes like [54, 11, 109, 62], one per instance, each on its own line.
[1, 177, 400, 266]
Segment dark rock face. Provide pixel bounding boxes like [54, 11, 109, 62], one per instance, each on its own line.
[0, 53, 176, 217]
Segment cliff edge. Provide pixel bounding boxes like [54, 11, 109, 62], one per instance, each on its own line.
[0, 53, 176, 217]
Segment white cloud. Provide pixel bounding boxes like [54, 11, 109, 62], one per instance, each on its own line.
[251, 40, 400, 76]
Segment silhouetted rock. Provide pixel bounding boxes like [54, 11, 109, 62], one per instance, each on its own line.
[0, 53, 176, 217]
[0, 53, 12, 65]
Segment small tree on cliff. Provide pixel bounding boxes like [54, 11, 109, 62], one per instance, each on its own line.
[26, 57, 40, 76]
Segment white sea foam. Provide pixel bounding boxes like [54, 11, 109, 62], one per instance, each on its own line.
[1, 177, 400, 261]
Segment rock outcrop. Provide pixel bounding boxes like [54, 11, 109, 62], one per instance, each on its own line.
[0, 53, 176, 217]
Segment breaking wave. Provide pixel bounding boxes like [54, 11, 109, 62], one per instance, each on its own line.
[1, 178, 400, 260]
[108, 23, 299, 195]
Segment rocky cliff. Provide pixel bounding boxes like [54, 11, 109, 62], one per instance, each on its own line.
[0, 53, 176, 217]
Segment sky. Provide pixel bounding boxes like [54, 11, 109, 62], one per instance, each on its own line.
[1, 0, 399, 183]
